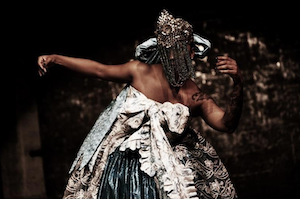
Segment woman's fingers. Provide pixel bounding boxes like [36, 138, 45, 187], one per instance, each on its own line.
[38, 69, 43, 76]
[216, 56, 234, 61]
[217, 64, 236, 70]
[216, 56, 236, 65]
[216, 65, 237, 74]
[218, 68, 238, 74]
[216, 61, 236, 68]
[38, 68, 46, 76]
[38, 56, 43, 67]
[38, 56, 45, 68]
[37, 55, 49, 76]
[215, 56, 238, 75]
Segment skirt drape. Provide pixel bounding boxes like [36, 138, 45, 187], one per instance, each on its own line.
[97, 148, 159, 199]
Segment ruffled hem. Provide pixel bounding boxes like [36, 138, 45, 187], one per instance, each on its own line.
[62, 86, 237, 199]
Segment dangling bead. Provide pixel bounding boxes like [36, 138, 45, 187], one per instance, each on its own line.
[158, 41, 195, 87]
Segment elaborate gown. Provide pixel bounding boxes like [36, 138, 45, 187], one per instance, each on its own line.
[62, 85, 237, 199]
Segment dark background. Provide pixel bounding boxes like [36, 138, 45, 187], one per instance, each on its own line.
[2, 2, 299, 199]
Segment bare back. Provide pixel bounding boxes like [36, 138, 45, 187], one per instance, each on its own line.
[130, 61, 213, 117]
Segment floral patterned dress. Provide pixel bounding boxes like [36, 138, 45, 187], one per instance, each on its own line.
[62, 85, 237, 199]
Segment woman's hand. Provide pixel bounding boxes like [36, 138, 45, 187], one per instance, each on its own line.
[37, 55, 56, 76]
[214, 55, 243, 133]
[216, 56, 242, 83]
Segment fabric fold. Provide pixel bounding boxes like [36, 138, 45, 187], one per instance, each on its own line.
[135, 33, 211, 65]
[69, 85, 130, 173]
[63, 86, 238, 199]
[117, 86, 198, 199]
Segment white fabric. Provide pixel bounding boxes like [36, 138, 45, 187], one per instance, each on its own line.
[118, 86, 198, 199]
[64, 86, 237, 199]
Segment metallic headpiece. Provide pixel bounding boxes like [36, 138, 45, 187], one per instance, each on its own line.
[156, 9, 195, 87]
[135, 10, 212, 87]
[156, 9, 193, 48]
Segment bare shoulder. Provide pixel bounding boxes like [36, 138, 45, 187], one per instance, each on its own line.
[127, 60, 152, 75]
[127, 60, 150, 69]
[136, 60, 152, 72]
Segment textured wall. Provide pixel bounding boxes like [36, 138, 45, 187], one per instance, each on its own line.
[192, 19, 300, 198]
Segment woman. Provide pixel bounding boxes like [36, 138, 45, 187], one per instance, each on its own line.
[38, 10, 242, 199]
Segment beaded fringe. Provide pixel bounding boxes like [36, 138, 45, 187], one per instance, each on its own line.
[158, 41, 195, 87]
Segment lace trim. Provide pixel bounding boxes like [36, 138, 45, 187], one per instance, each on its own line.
[63, 86, 237, 199]
[117, 87, 198, 199]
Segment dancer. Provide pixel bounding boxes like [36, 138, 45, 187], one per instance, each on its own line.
[38, 9, 242, 199]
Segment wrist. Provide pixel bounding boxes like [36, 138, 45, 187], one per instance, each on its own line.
[231, 71, 243, 86]
[50, 54, 59, 65]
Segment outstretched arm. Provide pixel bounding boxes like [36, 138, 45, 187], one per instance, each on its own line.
[37, 54, 139, 83]
[195, 56, 243, 133]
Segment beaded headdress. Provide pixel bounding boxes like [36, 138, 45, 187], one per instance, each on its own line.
[156, 9, 195, 87]
[156, 9, 193, 48]
[135, 10, 212, 87]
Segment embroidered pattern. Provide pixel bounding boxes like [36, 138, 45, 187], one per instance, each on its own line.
[63, 86, 237, 199]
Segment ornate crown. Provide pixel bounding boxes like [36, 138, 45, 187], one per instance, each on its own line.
[156, 9, 193, 48]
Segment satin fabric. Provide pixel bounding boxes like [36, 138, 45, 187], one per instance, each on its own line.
[69, 86, 129, 173]
[135, 34, 211, 64]
[63, 86, 238, 199]
[97, 148, 159, 199]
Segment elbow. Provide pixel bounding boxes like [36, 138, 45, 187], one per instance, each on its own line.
[225, 127, 237, 134]
[213, 124, 237, 134]
[218, 127, 236, 134]
[222, 122, 238, 134]
[220, 117, 240, 134]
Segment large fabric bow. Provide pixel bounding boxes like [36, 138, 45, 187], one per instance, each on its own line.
[118, 90, 199, 199]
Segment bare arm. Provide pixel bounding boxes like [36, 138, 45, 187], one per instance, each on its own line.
[37, 54, 139, 83]
[221, 76, 243, 133]
[193, 56, 243, 133]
